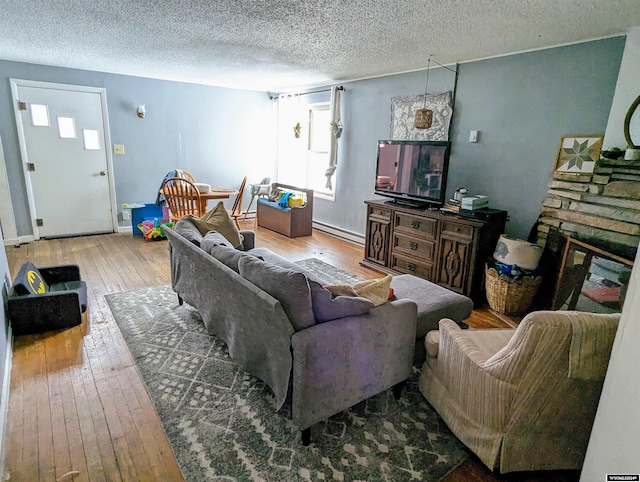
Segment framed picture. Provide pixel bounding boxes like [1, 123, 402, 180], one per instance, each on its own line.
[554, 134, 603, 174]
[390, 91, 452, 141]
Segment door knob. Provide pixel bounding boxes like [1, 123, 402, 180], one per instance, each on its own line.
[99, 171, 106, 176]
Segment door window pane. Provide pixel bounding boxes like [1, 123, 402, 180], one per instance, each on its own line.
[29, 104, 49, 127]
[57, 117, 76, 138]
[82, 129, 100, 150]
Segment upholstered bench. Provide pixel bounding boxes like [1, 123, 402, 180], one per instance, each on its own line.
[257, 183, 313, 238]
[390, 274, 473, 364]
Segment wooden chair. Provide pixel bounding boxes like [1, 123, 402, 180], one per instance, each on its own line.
[179, 170, 196, 183]
[229, 176, 247, 228]
[161, 177, 203, 222]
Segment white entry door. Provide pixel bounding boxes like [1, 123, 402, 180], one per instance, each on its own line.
[11, 80, 116, 238]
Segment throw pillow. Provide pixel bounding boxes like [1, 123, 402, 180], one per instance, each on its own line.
[173, 217, 204, 247]
[238, 256, 314, 331]
[12, 262, 49, 296]
[201, 231, 230, 252]
[325, 274, 393, 307]
[211, 245, 262, 273]
[308, 279, 374, 323]
[187, 201, 244, 248]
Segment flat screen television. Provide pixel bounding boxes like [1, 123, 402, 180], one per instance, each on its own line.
[374, 140, 450, 208]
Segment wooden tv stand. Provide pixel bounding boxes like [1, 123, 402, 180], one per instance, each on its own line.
[361, 200, 507, 304]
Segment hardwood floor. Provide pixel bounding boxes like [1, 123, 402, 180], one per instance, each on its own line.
[2, 221, 578, 481]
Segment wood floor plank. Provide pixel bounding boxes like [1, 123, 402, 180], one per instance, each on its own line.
[6, 338, 27, 480]
[44, 332, 73, 481]
[81, 319, 138, 481]
[67, 353, 109, 482]
[23, 341, 46, 480]
[4, 226, 576, 481]
[77, 322, 123, 482]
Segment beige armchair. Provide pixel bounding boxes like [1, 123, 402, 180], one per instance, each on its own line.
[419, 310, 620, 473]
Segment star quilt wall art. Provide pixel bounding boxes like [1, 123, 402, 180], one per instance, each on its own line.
[554, 134, 604, 174]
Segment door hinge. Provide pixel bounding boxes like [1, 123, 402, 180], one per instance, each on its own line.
[18, 101, 27, 111]
[36, 218, 43, 227]
[27, 163, 36, 172]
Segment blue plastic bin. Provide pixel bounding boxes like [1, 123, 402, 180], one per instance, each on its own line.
[131, 203, 166, 236]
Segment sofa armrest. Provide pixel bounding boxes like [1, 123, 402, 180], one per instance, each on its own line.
[432, 319, 516, 423]
[38, 264, 81, 284]
[239, 230, 256, 250]
[290, 298, 417, 429]
[438, 319, 514, 367]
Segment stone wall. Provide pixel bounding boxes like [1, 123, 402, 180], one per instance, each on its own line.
[536, 158, 640, 259]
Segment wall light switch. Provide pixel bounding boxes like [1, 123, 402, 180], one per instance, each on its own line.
[469, 130, 479, 143]
[114, 144, 125, 155]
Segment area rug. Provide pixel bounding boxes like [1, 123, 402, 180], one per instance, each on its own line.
[105, 260, 469, 481]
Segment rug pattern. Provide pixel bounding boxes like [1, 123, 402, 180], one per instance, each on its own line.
[105, 259, 468, 481]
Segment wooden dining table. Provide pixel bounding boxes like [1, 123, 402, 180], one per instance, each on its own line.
[198, 187, 238, 213]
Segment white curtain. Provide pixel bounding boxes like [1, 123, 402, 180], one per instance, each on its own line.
[325, 86, 342, 190]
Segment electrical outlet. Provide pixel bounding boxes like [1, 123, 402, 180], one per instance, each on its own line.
[469, 130, 479, 143]
[114, 144, 125, 155]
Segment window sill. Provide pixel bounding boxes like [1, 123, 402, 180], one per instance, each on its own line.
[313, 191, 335, 202]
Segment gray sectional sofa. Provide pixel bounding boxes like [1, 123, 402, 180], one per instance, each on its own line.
[164, 217, 418, 443]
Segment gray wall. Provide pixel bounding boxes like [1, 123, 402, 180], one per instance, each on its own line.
[0, 37, 626, 240]
[0, 60, 275, 236]
[315, 37, 626, 239]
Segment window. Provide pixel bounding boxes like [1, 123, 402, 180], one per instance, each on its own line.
[276, 100, 335, 200]
[29, 104, 49, 127]
[57, 117, 76, 138]
[309, 107, 330, 152]
[82, 129, 100, 150]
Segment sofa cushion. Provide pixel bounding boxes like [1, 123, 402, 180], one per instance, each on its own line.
[201, 231, 230, 250]
[12, 262, 49, 295]
[214, 246, 263, 273]
[173, 217, 205, 247]
[238, 256, 314, 331]
[185, 201, 243, 248]
[209, 245, 244, 273]
[326, 274, 393, 307]
[308, 279, 374, 323]
[202, 232, 265, 273]
[246, 247, 319, 280]
[391, 274, 473, 339]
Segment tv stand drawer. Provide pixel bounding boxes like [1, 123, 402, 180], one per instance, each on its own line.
[368, 205, 391, 221]
[393, 233, 436, 261]
[394, 212, 437, 239]
[391, 253, 434, 279]
[441, 220, 474, 240]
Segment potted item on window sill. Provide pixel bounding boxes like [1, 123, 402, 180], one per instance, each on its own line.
[294, 122, 302, 138]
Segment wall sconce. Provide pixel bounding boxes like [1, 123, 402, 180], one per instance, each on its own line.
[137, 105, 146, 118]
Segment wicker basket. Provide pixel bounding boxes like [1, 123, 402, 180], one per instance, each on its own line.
[485, 265, 543, 315]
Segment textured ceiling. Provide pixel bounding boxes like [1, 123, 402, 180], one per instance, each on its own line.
[2, 1, 640, 92]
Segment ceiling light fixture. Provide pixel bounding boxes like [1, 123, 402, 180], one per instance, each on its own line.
[414, 56, 433, 130]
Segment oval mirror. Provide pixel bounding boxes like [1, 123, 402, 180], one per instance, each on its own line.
[624, 95, 640, 148]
